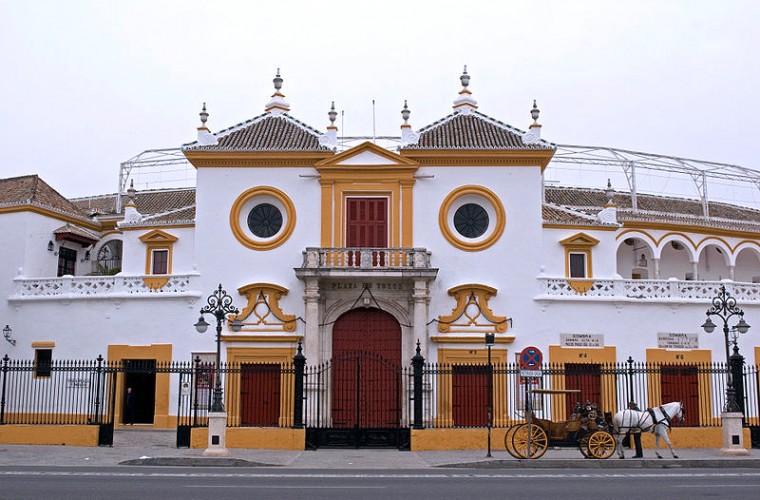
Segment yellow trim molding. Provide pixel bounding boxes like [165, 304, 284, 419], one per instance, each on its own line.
[107, 344, 173, 428]
[234, 283, 297, 332]
[399, 149, 555, 170]
[184, 150, 334, 169]
[31, 341, 55, 348]
[0, 205, 100, 231]
[431, 335, 515, 344]
[437, 284, 509, 333]
[229, 186, 296, 251]
[438, 185, 506, 251]
[548, 345, 617, 420]
[138, 229, 177, 290]
[225, 347, 296, 427]
[560, 232, 599, 291]
[315, 142, 418, 248]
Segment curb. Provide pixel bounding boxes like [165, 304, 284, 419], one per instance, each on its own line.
[439, 459, 760, 469]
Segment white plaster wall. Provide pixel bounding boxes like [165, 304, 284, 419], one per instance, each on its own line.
[194, 166, 323, 328]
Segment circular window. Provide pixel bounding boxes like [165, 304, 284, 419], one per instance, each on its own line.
[454, 203, 489, 238]
[230, 187, 296, 250]
[439, 185, 505, 251]
[247, 203, 283, 238]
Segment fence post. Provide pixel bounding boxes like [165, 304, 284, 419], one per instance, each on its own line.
[90, 355, 103, 424]
[626, 356, 635, 405]
[0, 354, 8, 425]
[293, 341, 306, 428]
[730, 344, 745, 417]
[412, 340, 425, 430]
[193, 356, 201, 427]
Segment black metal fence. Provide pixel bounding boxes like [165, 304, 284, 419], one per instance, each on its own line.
[2, 353, 759, 433]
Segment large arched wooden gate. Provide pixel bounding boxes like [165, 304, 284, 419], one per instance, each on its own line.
[305, 308, 409, 449]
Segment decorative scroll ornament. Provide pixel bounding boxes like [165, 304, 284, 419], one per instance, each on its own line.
[234, 283, 297, 332]
[437, 284, 509, 333]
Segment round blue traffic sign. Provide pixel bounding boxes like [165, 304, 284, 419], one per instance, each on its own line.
[520, 346, 543, 368]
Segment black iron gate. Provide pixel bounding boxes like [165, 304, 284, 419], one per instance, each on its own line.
[304, 351, 410, 449]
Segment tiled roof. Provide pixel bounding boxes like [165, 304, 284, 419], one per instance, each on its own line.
[404, 110, 555, 150]
[71, 188, 196, 218]
[0, 175, 92, 222]
[545, 186, 760, 232]
[53, 223, 100, 243]
[183, 113, 332, 152]
[542, 204, 609, 226]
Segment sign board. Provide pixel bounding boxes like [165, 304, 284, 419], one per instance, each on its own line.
[519, 369, 543, 378]
[560, 333, 604, 348]
[520, 346, 543, 369]
[657, 332, 699, 349]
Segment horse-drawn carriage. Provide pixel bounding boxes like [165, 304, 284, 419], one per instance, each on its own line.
[504, 390, 617, 459]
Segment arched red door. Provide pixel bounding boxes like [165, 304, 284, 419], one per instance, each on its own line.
[331, 308, 401, 428]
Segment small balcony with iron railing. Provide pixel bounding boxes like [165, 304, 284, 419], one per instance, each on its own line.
[296, 247, 438, 279]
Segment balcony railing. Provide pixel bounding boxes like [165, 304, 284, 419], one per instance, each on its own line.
[10, 274, 201, 301]
[537, 277, 760, 302]
[300, 247, 433, 270]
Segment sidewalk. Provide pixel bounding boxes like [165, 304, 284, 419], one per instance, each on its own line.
[1, 429, 759, 469]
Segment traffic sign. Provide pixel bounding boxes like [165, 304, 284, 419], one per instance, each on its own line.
[520, 346, 543, 369]
[519, 369, 542, 378]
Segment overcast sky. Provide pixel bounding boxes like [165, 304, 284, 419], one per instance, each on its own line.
[2, 0, 758, 199]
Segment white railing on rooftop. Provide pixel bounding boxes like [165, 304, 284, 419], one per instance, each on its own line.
[11, 274, 201, 300]
[537, 277, 760, 303]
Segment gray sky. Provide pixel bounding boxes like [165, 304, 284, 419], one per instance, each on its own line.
[2, 0, 758, 199]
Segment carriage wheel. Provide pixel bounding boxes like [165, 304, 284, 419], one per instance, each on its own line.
[578, 433, 592, 458]
[587, 430, 616, 459]
[504, 425, 523, 459]
[512, 423, 548, 459]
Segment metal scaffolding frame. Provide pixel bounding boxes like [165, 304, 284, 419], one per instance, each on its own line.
[118, 142, 760, 216]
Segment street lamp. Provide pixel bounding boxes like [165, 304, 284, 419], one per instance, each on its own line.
[701, 285, 750, 412]
[3, 325, 15, 346]
[194, 284, 242, 412]
[485, 332, 495, 458]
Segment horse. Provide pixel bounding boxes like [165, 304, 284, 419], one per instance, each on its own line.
[612, 401, 685, 459]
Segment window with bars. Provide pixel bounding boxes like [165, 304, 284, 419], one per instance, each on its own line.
[57, 247, 77, 277]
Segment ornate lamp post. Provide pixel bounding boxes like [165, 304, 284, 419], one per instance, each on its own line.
[194, 284, 241, 456]
[701, 285, 749, 412]
[701, 284, 750, 456]
[194, 284, 243, 412]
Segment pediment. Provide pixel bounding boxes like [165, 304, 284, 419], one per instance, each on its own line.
[315, 141, 418, 169]
[559, 232, 600, 247]
[138, 229, 178, 244]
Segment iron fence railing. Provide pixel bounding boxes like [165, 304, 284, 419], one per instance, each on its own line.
[2, 354, 759, 431]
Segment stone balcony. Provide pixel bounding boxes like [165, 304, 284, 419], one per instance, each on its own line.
[537, 277, 760, 303]
[9, 273, 202, 302]
[295, 247, 438, 280]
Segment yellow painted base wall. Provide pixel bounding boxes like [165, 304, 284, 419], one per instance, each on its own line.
[410, 427, 752, 451]
[0, 425, 99, 446]
[191, 427, 305, 450]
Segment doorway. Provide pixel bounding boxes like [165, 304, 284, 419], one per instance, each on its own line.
[123, 359, 156, 425]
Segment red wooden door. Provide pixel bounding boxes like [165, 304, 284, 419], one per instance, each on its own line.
[331, 308, 401, 428]
[346, 198, 388, 266]
[452, 365, 489, 426]
[240, 363, 281, 426]
[564, 364, 602, 419]
[660, 365, 699, 426]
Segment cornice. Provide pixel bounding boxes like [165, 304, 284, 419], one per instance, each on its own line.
[0, 204, 100, 231]
[622, 221, 760, 240]
[399, 148, 555, 169]
[543, 223, 618, 231]
[184, 150, 334, 168]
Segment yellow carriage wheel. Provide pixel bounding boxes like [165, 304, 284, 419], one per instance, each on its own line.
[512, 423, 548, 459]
[578, 433, 592, 458]
[587, 430, 616, 459]
[504, 425, 522, 459]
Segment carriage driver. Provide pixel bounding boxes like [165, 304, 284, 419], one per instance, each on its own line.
[626, 401, 643, 458]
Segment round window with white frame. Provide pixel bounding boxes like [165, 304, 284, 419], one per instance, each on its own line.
[230, 187, 296, 250]
[439, 185, 505, 251]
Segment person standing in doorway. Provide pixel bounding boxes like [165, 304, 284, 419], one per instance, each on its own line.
[125, 387, 136, 425]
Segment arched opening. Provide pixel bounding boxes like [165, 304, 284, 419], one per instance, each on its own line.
[616, 237, 654, 279]
[697, 243, 730, 281]
[734, 247, 760, 283]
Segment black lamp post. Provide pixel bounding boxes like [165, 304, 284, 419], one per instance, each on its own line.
[194, 284, 242, 412]
[485, 332, 495, 458]
[701, 285, 750, 412]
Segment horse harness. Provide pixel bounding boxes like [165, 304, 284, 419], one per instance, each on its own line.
[641, 406, 673, 432]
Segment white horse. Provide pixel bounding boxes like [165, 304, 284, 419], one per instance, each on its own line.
[612, 401, 685, 459]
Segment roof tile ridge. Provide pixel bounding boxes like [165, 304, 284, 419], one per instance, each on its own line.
[544, 202, 599, 221]
[471, 110, 557, 148]
[182, 112, 269, 148]
[415, 111, 460, 134]
[141, 204, 196, 221]
[279, 112, 326, 137]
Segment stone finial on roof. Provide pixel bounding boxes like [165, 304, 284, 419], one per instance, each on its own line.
[400, 100, 419, 147]
[196, 102, 219, 145]
[598, 178, 618, 224]
[452, 65, 478, 114]
[318, 101, 339, 150]
[521, 99, 543, 145]
[604, 179, 616, 207]
[122, 180, 143, 224]
[265, 68, 291, 116]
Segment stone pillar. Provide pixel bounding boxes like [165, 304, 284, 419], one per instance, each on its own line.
[691, 261, 699, 281]
[203, 412, 229, 456]
[653, 258, 660, 279]
[728, 265, 735, 281]
[303, 278, 321, 362]
[719, 412, 749, 456]
[413, 280, 430, 357]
